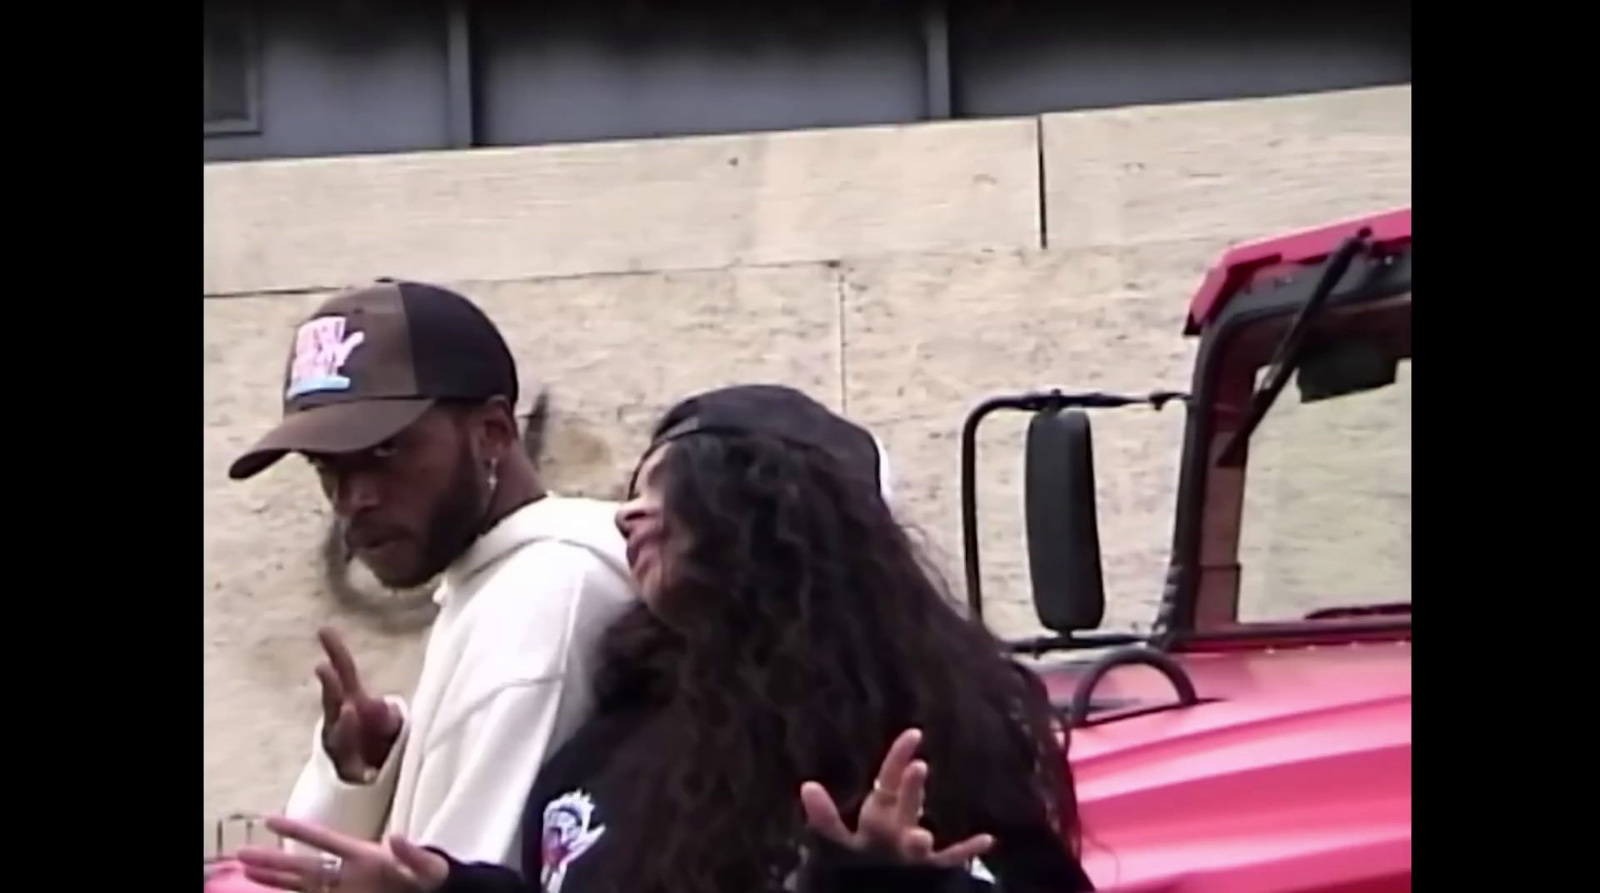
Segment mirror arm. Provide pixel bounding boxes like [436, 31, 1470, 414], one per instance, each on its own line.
[961, 390, 1190, 625]
[1004, 631, 1146, 656]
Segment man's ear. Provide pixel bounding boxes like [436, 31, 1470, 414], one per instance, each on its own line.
[477, 396, 519, 461]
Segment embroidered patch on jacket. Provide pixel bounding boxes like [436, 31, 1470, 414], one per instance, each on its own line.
[541, 789, 607, 893]
[285, 316, 366, 399]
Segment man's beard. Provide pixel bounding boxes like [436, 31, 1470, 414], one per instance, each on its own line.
[397, 447, 493, 588]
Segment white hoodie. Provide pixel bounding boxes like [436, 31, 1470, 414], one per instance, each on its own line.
[283, 495, 634, 874]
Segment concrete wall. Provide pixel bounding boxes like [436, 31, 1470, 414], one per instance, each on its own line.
[203, 85, 1411, 838]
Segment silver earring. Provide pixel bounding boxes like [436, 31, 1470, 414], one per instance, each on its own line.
[486, 460, 499, 493]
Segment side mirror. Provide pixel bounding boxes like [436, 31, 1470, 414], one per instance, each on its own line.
[1024, 409, 1107, 632]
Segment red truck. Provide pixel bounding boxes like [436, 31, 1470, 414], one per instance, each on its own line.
[961, 208, 1411, 892]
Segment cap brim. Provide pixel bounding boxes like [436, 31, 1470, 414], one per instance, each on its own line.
[228, 398, 435, 480]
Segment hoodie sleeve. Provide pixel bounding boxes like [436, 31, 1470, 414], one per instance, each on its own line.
[281, 694, 411, 845]
[406, 675, 568, 865]
[402, 545, 635, 868]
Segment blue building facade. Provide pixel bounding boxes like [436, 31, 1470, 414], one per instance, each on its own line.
[205, 0, 1411, 163]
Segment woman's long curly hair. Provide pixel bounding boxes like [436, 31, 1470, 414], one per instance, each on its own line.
[588, 428, 1078, 893]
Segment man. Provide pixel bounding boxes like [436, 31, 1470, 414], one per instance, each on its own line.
[227, 279, 636, 875]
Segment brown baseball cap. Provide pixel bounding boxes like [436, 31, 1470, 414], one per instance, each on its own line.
[228, 279, 518, 481]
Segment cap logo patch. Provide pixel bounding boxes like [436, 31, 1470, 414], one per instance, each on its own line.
[286, 316, 367, 399]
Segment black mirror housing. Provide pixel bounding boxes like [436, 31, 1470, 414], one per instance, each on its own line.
[1024, 409, 1107, 633]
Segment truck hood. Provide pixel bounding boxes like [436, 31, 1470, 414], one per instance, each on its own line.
[1033, 642, 1411, 892]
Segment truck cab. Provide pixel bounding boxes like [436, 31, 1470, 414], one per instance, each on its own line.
[962, 209, 1411, 892]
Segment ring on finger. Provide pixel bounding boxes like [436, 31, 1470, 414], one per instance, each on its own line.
[316, 853, 343, 891]
[871, 778, 899, 802]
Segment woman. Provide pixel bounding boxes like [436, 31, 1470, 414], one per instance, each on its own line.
[242, 385, 1093, 893]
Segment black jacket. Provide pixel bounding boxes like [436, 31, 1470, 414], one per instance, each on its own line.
[434, 695, 1093, 893]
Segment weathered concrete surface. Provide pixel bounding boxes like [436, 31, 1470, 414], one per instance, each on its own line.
[1042, 86, 1412, 253]
[203, 118, 1041, 296]
[203, 85, 1412, 843]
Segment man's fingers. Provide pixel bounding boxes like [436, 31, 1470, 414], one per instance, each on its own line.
[326, 705, 370, 777]
[927, 833, 995, 869]
[873, 728, 922, 795]
[319, 626, 366, 698]
[355, 697, 400, 771]
[264, 815, 363, 858]
[329, 704, 361, 750]
[799, 781, 856, 846]
[358, 694, 401, 739]
[315, 663, 345, 721]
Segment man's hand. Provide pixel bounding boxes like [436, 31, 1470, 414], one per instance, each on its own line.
[315, 627, 402, 784]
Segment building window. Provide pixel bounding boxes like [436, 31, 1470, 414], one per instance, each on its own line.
[204, 10, 261, 135]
